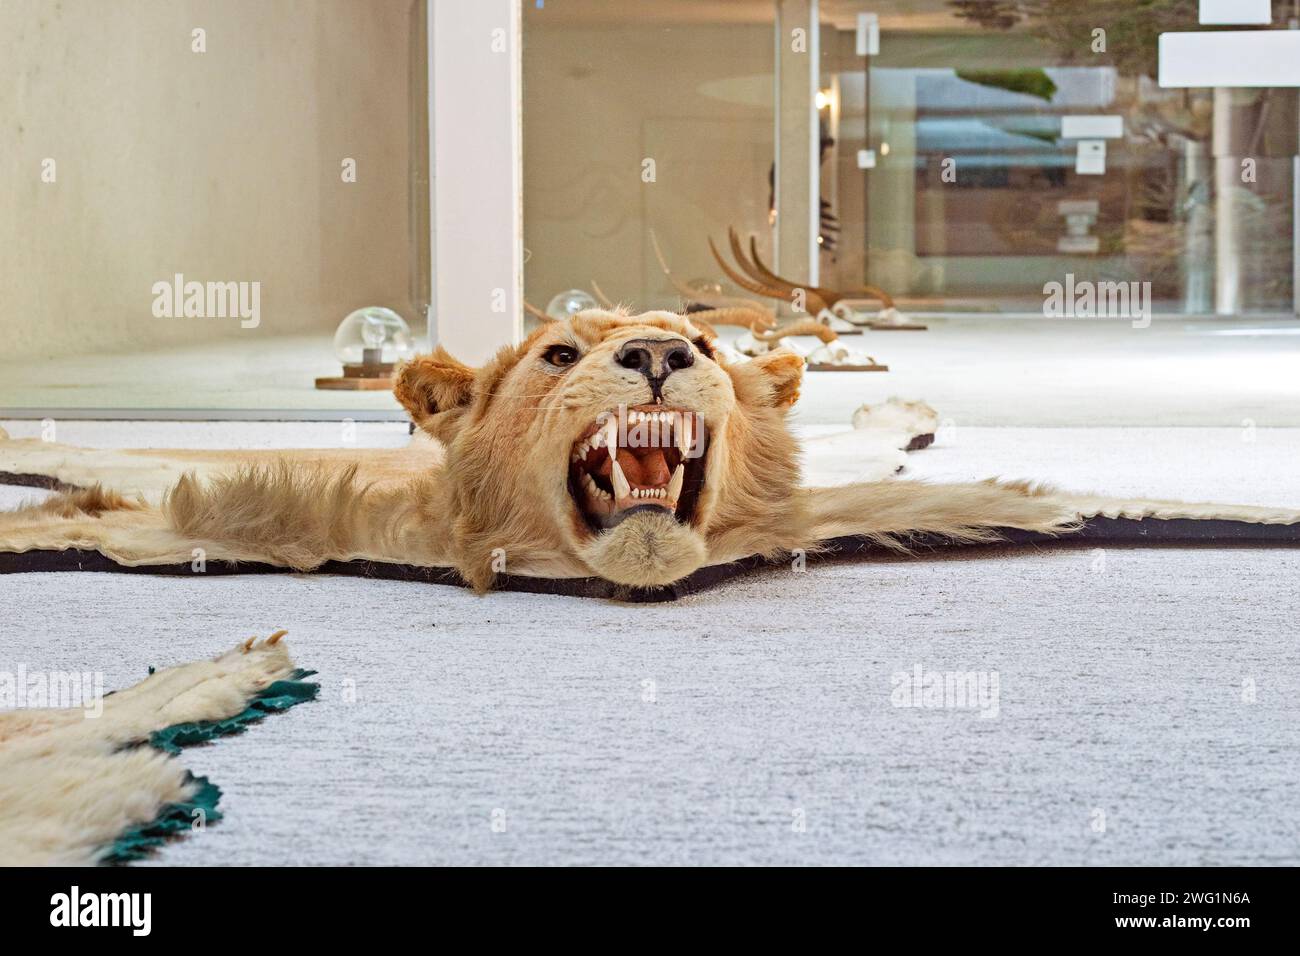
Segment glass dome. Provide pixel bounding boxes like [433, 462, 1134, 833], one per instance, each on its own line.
[332, 307, 416, 366]
[545, 289, 599, 320]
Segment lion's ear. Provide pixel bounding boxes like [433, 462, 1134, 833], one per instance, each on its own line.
[743, 350, 803, 408]
[394, 347, 476, 436]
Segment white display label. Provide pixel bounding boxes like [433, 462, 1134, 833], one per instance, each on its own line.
[856, 13, 879, 56]
[1061, 115, 1124, 140]
[1199, 0, 1271, 25]
[1160, 31, 1300, 88]
[1076, 140, 1106, 175]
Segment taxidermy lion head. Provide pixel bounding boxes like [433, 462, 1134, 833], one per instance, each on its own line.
[395, 310, 808, 591]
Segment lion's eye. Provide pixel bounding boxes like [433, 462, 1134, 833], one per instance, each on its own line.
[543, 344, 581, 368]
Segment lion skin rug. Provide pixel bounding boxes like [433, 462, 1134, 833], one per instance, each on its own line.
[0, 633, 316, 866]
[1, 310, 1298, 601]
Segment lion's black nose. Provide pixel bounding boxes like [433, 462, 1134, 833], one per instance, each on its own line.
[615, 338, 694, 399]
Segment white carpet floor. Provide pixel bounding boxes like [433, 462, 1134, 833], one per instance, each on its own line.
[2, 419, 1299, 865]
[4, 316, 1299, 426]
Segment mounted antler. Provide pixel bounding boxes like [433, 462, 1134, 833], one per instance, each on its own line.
[584, 276, 765, 332]
[724, 228, 835, 313]
[728, 229, 820, 306]
[589, 280, 617, 310]
[649, 230, 776, 328]
[524, 299, 554, 323]
[750, 318, 839, 344]
[685, 307, 778, 330]
[744, 233, 894, 310]
[708, 236, 833, 315]
[728, 227, 895, 312]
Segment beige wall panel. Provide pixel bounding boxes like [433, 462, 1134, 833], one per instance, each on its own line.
[0, 0, 413, 362]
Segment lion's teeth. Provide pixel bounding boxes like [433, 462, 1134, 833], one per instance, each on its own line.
[667, 464, 684, 501]
[580, 471, 611, 501]
[604, 416, 618, 451]
[678, 415, 692, 454]
[610, 459, 631, 499]
[622, 484, 672, 500]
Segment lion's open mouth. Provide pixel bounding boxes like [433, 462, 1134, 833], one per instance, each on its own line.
[568, 405, 708, 532]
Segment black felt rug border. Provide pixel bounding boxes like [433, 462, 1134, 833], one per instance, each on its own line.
[1, 517, 1296, 602]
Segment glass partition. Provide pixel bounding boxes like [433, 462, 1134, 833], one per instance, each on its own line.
[523, 0, 1298, 321]
[522, 0, 777, 319]
[831, 1, 1297, 315]
[0, 0, 425, 417]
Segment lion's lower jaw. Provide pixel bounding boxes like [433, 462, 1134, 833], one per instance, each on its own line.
[576, 510, 708, 588]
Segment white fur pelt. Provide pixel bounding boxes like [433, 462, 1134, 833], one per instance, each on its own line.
[806, 397, 939, 483]
[0, 634, 298, 866]
[1, 417, 1298, 586]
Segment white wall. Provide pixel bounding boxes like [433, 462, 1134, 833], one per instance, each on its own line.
[430, 0, 523, 365]
[0, 0, 414, 362]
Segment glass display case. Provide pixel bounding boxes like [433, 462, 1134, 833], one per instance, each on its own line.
[521, 0, 1297, 319]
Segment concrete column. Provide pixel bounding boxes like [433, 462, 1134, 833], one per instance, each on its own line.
[1180, 138, 1213, 313]
[1213, 87, 1244, 315]
[1294, 152, 1299, 315]
[773, 0, 820, 296]
[430, 0, 523, 363]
